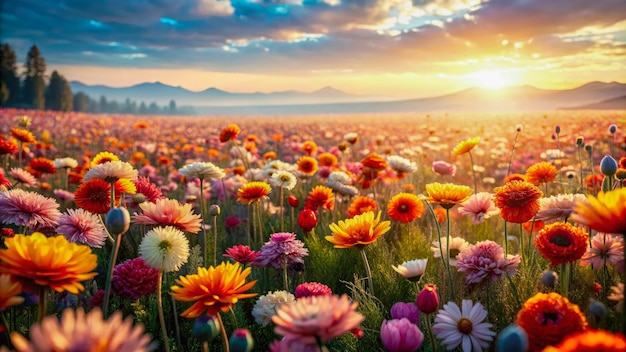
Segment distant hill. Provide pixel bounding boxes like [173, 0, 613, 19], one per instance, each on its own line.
[562, 95, 626, 110]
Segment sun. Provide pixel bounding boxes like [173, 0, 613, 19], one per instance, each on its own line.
[474, 70, 510, 90]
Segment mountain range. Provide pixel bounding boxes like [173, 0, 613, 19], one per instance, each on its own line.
[69, 80, 626, 115]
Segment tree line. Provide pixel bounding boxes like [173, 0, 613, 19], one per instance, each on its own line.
[0, 43, 194, 115]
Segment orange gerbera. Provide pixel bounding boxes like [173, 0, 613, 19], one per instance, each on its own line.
[542, 329, 626, 352]
[325, 211, 391, 249]
[26, 157, 56, 178]
[424, 182, 473, 209]
[304, 185, 335, 212]
[219, 123, 241, 143]
[526, 162, 558, 185]
[301, 141, 317, 156]
[170, 261, 257, 318]
[0, 233, 97, 294]
[516, 292, 588, 352]
[361, 152, 388, 170]
[318, 152, 338, 168]
[237, 181, 271, 205]
[535, 222, 589, 266]
[570, 188, 626, 234]
[0, 274, 24, 310]
[297, 156, 319, 176]
[451, 137, 480, 155]
[90, 151, 119, 167]
[10, 128, 36, 144]
[504, 173, 527, 183]
[493, 180, 543, 223]
[387, 193, 425, 223]
[347, 196, 377, 218]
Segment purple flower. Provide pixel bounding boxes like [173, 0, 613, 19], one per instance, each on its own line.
[380, 318, 424, 352]
[390, 302, 420, 325]
[112, 258, 159, 300]
[455, 240, 521, 284]
[255, 232, 308, 270]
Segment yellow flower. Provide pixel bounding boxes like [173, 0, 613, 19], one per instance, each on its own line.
[571, 188, 626, 234]
[90, 151, 120, 167]
[325, 211, 391, 249]
[451, 137, 480, 155]
[0, 274, 24, 310]
[237, 181, 272, 205]
[424, 183, 473, 209]
[0, 233, 97, 294]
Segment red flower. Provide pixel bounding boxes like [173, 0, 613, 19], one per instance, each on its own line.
[416, 284, 439, 314]
[297, 209, 318, 234]
[287, 195, 300, 208]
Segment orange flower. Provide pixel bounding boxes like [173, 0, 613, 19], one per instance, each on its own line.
[130, 151, 145, 164]
[263, 151, 277, 160]
[424, 182, 473, 209]
[170, 261, 257, 317]
[570, 188, 626, 234]
[10, 128, 36, 144]
[434, 207, 447, 224]
[26, 157, 56, 178]
[387, 193, 425, 223]
[523, 220, 545, 233]
[237, 181, 271, 205]
[272, 134, 283, 142]
[90, 151, 119, 167]
[504, 173, 527, 183]
[361, 152, 388, 170]
[585, 174, 604, 192]
[542, 329, 626, 352]
[132, 121, 148, 129]
[516, 292, 587, 352]
[297, 156, 319, 176]
[325, 211, 391, 249]
[219, 124, 241, 143]
[535, 222, 589, 266]
[0, 274, 24, 310]
[451, 137, 480, 155]
[304, 185, 335, 212]
[347, 196, 377, 218]
[493, 180, 543, 223]
[0, 233, 97, 294]
[526, 162, 558, 185]
[0, 136, 18, 155]
[318, 152, 338, 168]
[74, 179, 135, 214]
[301, 141, 317, 156]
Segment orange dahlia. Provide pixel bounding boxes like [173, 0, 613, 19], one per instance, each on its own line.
[301, 140, 317, 156]
[297, 156, 319, 176]
[451, 137, 480, 155]
[304, 185, 335, 212]
[90, 151, 120, 167]
[570, 188, 626, 234]
[526, 162, 558, 185]
[10, 128, 36, 144]
[237, 181, 271, 205]
[347, 196, 377, 218]
[387, 193, 425, 223]
[170, 261, 257, 318]
[0, 233, 97, 294]
[219, 123, 241, 143]
[516, 292, 587, 352]
[361, 152, 388, 170]
[325, 211, 391, 249]
[535, 222, 589, 266]
[318, 152, 338, 168]
[493, 180, 543, 223]
[424, 182, 473, 209]
[542, 329, 626, 352]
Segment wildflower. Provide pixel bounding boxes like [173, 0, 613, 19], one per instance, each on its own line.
[287, 195, 300, 208]
[380, 318, 424, 352]
[387, 193, 425, 223]
[252, 290, 296, 326]
[0, 137, 18, 155]
[53, 157, 78, 169]
[424, 182, 473, 209]
[525, 161, 558, 185]
[219, 123, 241, 142]
[326, 211, 390, 249]
[387, 155, 418, 177]
[457, 192, 499, 225]
[237, 181, 272, 205]
[608, 283, 624, 312]
[0, 274, 24, 310]
[516, 292, 587, 352]
[9, 167, 38, 187]
[455, 240, 521, 284]
[26, 157, 56, 177]
[493, 180, 543, 223]
[392, 259, 428, 282]
[361, 152, 388, 171]
[270, 170, 297, 190]
[431, 237, 469, 266]
[171, 262, 257, 318]
[126, 176, 164, 208]
[10, 127, 36, 144]
[83, 160, 138, 183]
[255, 232, 309, 270]
[133, 198, 202, 234]
[535, 222, 589, 266]
[112, 258, 159, 300]
[0, 189, 61, 230]
[571, 188, 626, 234]
[304, 185, 335, 212]
[416, 284, 439, 314]
[535, 194, 587, 223]
[432, 161, 457, 177]
[451, 137, 480, 155]
[139, 226, 190, 272]
[542, 329, 626, 352]
[74, 179, 134, 214]
[301, 141, 317, 155]
[580, 233, 624, 268]
[296, 156, 319, 176]
[390, 302, 420, 325]
[504, 173, 526, 183]
[318, 152, 338, 167]
[297, 209, 317, 233]
[178, 161, 225, 181]
[223, 244, 260, 265]
[344, 132, 358, 144]
[433, 299, 496, 352]
[90, 151, 119, 166]
[0, 233, 97, 294]
[294, 282, 332, 298]
[56, 208, 107, 248]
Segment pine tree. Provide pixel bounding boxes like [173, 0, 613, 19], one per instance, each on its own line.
[0, 43, 21, 106]
[45, 70, 73, 111]
[21, 45, 46, 109]
[73, 92, 90, 112]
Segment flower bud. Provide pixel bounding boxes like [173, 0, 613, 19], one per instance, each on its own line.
[588, 299, 607, 321]
[192, 314, 221, 342]
[105, 207, 130, 235]
[616, 169, 626, 181]
[515, 125, 523, 132]
[554, 126, 561, 134]
[496, 325, 528, 352]
[415, 284, 439, 314]
[576, 136, 584, 147]
[297, 209, 317, 234]
[229, 328, 254, 352]
[584, 144, 592, 155]
[609, 124, 617, 134]
[132, 193, 146, 205]
[380, 319, 424, 352]
[287, 195, 300, 208]
[600, 155, 618, 176]
[209, 204, 221, 216]
[541, 270, 558, 288]
[390, 302, 420, 325]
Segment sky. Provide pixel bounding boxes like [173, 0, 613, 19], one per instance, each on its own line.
[3, 0, 626, 98]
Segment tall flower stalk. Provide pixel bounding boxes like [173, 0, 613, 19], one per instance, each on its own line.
[157, 270, 171, 352]
[507, 125, 522, 177]
[102, 207, 130, 317]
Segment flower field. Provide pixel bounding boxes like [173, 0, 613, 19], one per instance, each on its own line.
[0, 107, 625, 351]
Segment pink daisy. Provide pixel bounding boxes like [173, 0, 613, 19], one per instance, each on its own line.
[580, 233, 624, 269]
[455, 240, 521, 284]
[9, 168, 38, 188]
[457, 192, 499, 225]
[132, 198, 202, 234]
[223, 245, 260, 265]
[56, 208, 107, 248]
[0, 189, 61, 230]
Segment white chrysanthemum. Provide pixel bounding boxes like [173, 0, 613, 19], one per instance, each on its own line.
[433, 300, 496, 352]
[535, 193, 588, 223]
[178, 162, 225, 180]
[230, 146, 252, 162]
[53, 157, 78, 169]
[392, 259, 427, 282]
[252, 290, 296, 326]
[270, 170, 298, 190]
[139, 226, 190, 272]
[336, 184, 359, 197]
[431, 237, 469, 266]
[327, 171, 351, 185]
[387, 155, 418, 174]
[84, 161, 138, 183]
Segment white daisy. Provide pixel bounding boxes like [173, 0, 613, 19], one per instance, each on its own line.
[178, 162, 225, 180]
[391, 258, 427, 282]
[433, 300, 496, 352]
[53, 157, 78, 169]
[431, 237, 469, 266]
[83, 161, 138, 183]
[387, 155, 418, 174]
[327, 171, 351, 185]
[270, 170, 297, 190]
[139, 226, 190, 272]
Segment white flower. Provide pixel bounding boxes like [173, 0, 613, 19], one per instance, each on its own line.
[433, 300, 496, 352]
[387, 155, 418, 174]
[84, 161, 138, 183]
[53, 157, 78, 169]
[392, 259, 427, 282]
[327, 171, 351, 185]
[270, 170, 297, 191]
[139, 226, 190, 272]
[535, 193, 587, 223]
[178, 162, 225, 180]
[431, 237, 469, 266]
[252, 290, 296, 326]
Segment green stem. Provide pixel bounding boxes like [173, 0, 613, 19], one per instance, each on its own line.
[37, 286, 47, 323]
[280, 187, 285, 233]
[469, 151, 477, 193]
[110, 181, 115, 210]
[157, 270, 171, 352]
[506, 131, 519, 177]
[560, 262, 570, 298]
[200, 178, 207, 267]
[217, 313, 230, 352]
[213, 214, 218, 267]
[283, 255, 289, 292]
[504, 221, 509, 256]
[445, 208, 455, 300]
[359, 247, 375, 295]
[425, 202, 449, 294]
[103, 233, 123, 318]
[425, 313, 438, 352]
[519, 223, 525, 266]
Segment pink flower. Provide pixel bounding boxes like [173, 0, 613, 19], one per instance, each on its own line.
[133, 198, 202, 234]
[56, 208, 107, 248]
[112, 258, 159, 300]
[223, 245, 260, 265]
[416, 284, 439, 314]
[125, 176, 164, 208]
[269, 336, 320, 352]
[91, 289, 105, 308]
[53, 189, 75, 202]
[9, 168, 38, 188]
[457, 192, 499, 225]
[380, 318, 424, 352]
[432, 161, 457, 177]
[295, 282, 333, 298]
[255, 232, 308, 270]
[455, 240, 521, 284]
[0, 189, 61, 230]
[225, 216, 244, 229]
[390, 302, 420, 325]
[580, 233, 624, 268]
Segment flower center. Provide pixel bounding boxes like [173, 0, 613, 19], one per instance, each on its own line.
[551, 234, 571, 247]
[449, 249, 461, 258]
[457, 318, 473, 334]
[542, 312, 560, 325]
[399, 204, 409, 213]
[159, 240, 172, 253]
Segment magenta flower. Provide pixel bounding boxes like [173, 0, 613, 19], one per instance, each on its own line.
[255, 232, 309, 270]
[294, 282, 333, 298]
[432, 161, 457, 177]
[390, 302, 420, 325]
[457, 192, 499, 225]
[380, 318, 424, 352]
[455, 240, 521, 284]
[223, 245, 260, 265]
[125, 176, 164, 208]
[112, 258, 159, 300]
[580, 233, 624, 269]
[0, 189, 61, 230]
[56, 208, 107, 248]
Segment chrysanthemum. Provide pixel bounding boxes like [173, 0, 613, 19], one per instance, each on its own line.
[431, 237, 469, 266]
[255, 232, 309, 270]
[456, 240, 521, 284]
[10, 308, 155, 351]
[457, 192, 500, 225]
[516, 292, 587, 352]
[170, 261, 257, 317]
[90, 151, 120, 167]
[304, 185, 335, 212]
[535, 222, 589, 266]
[433, 299, 496, 352]
[387, 192, 425, 223]
[26, 157, 56, 177]
[387, 155, 418, 176]
[0, 274, 24, 310]
[74, 179, 134, 214]
[0, 189, 61, 230]
[570, 188, 626, 234]
[139, 226, 190, 272]
[294, 282, 333, 298]
[525, 161, 558, 185]
[326, 211, 391, 249]
[270, 170, 298, 191]
[53, 157, 78, 169]
[424, 183, 473, 209]
[361, 152, 388, 170]
[493, 180, 543, 223]
[223, 244, 260, 265]
[219, 123, 241, 143]
[542, 329, 626, 352]
[9, 167, 38, 187]
[327, 171, 352, 185]
[451, 137, 480, 155]
[125, 176, 164, 208]
[0, 136, 18, 155]
[10, 127, 36, 144]
[56, 208, 107, 248]
[392, 258, 428, 282]
[347, 196, 377, 218]
[272, 294, 365, 344]
[178, 161, 225, 180]
[252, 290, 296, 326]
[237, 181, 272, 205]
[0, 233, 97, 294]
[318, 152, 338, 168]
[580, 233, 624, 268]
[609, 283, 624, 312]
[535, 194, 588, 223]
[112, 258, 159, 300]
[133, 198, 202, 234]
[83, 160, 138, 183]
[297, 156, 319, 177]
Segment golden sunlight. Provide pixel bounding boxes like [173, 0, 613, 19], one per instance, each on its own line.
[474, 70, 511, 90]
